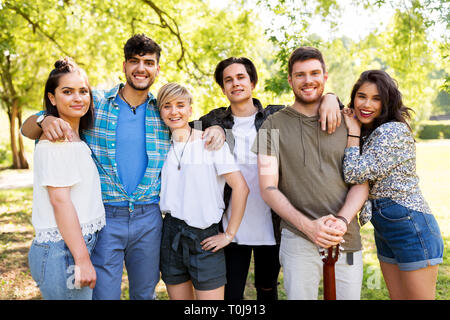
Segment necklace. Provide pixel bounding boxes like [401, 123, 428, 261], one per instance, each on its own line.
[171, 127, 193, 170]
[119, 88, 144, 114]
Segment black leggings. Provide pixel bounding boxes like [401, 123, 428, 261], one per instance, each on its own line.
[224, 242, 280, 300]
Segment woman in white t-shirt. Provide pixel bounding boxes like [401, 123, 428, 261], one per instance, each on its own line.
[28, 58, 105, 300]
[157, 83, 249, 300]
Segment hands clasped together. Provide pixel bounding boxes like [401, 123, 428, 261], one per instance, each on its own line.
[306, 215, 348, 249]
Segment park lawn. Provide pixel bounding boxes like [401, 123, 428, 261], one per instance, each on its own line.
[0, 141, 449, 300]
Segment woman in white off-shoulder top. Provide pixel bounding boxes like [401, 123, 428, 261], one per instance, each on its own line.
[28, 58, 105, 300]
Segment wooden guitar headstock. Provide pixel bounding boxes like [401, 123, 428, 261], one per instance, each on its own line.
[319, 244, 341, 265]
[319, 244, 341, 300]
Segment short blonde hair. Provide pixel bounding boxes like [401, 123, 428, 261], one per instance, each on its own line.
[157, 83, 193, 110]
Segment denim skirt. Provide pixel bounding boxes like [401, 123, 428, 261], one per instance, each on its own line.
[371, 198, 443, 271]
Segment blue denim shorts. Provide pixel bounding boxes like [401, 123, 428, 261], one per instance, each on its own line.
[160, 213, 226, 291]
[371, 198, 444, 271]
[28, 232, 98, 300]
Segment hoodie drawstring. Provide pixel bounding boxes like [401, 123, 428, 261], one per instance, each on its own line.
[299, 118, 306, 167]
[317, 124, 323, 173]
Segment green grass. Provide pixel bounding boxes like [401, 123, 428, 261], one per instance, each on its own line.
[0, 140, 449, 300]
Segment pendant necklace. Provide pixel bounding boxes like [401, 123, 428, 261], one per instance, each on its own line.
[119, 88, 141, 114]
[171, 127, 193, 170]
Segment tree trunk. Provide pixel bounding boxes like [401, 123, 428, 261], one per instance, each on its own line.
[17, 110, 29, 169]
[8, 98, 29, 169]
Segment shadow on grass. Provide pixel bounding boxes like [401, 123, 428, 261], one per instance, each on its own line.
[1, 186, 448, 300]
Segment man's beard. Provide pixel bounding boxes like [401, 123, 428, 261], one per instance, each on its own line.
[126, 74, 153, 91]
[294, 86, 324, 105]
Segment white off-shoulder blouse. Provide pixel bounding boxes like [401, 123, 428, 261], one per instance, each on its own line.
[32, 140, 105, 243]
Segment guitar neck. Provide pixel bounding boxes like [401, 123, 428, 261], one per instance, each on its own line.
[323, 264, 337, 300]
[322, 245, 339, 300]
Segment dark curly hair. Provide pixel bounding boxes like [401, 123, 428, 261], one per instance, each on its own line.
[214, 57, 258, 89]
[124, 34, 161, 63]
[43, 57, 94, 131]
[349, 70, 413, 138]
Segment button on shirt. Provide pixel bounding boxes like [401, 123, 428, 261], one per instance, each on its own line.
[82, 84, 170, 212]
[109, 94, 149, 206]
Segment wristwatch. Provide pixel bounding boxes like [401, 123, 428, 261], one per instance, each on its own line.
[36, 114, 47, 128]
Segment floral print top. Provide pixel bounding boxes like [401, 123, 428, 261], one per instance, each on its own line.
[343, 121, 431, 214]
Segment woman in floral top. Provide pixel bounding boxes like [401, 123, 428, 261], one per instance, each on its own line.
[342, 70, 443, 300]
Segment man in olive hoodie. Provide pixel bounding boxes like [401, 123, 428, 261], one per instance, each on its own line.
[252, 46, 368, 300]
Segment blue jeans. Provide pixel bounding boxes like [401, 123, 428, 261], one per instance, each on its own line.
[28, 232, 98, 300]
[91, 204, 162, 300]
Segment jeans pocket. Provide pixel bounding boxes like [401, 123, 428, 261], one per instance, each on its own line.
[377, 203, 411, 222]
[84, 232, 98, 254]
[28, 241, 50, 287]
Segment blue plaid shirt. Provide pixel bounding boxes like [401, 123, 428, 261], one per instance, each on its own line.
[82, 84, 170, 212]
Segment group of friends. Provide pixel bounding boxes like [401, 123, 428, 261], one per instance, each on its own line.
[21, 34, 444, 301]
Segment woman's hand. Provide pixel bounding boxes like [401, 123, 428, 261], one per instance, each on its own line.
[342, 108, 361, 136]
[74, 257, 97, 289]
[200, 232, 232, 252]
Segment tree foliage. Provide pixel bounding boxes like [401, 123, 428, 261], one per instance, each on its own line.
[257, 0, 449, 133]
[0, 0, 273, 167]
[0, 0, 448, 168]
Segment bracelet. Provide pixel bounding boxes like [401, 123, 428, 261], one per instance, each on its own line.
[224, 232, 233, 242]
[347, 134, 360, 138]
[335, 215, 349, 226]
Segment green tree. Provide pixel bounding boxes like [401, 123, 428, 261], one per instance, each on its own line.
[0, 0, 273, 168]
[256, 0, 448, 128]
[353, 1, 445, 130]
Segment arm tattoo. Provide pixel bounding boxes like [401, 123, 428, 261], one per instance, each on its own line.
[266, 186, 278, 191]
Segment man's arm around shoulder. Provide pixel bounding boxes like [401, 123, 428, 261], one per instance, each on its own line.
[21, 113, 73, 141]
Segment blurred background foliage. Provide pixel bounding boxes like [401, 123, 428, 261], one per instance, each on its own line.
[0, 0, 448, 168]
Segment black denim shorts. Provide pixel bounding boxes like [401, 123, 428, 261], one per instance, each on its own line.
[160, 213, 226, 291]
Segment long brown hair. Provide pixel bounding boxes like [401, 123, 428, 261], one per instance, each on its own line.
[348, 70, 413, 138]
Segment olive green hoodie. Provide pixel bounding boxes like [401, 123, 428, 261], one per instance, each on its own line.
[252, 106, 362, 252]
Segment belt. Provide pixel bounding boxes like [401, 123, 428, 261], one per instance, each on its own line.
[165, 214, 207, 266]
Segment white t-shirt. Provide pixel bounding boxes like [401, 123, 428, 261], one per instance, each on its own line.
[159, 138, 239, 229]
[32, 140, 105, 243]
[222, 114, 276, 245]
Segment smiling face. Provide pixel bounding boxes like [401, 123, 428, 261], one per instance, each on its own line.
[123, 53, 160, 91]
[159, 97, 192, 132]
[288, 59, 328, 106]
[47, 72, 91, 123]
[353, 81, 383, 126]
[221, 63, 255, 105]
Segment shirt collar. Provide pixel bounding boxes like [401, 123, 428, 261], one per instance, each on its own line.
[224, 98, 264, 117]
[105, 83, 156, 105]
